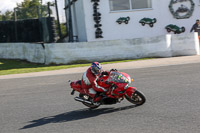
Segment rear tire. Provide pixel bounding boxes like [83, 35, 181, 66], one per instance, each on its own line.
[79, 94, 100, 109]
[125, 90, 146, 106]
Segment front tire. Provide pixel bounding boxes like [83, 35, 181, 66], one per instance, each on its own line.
[125, 90, 146, 105]
[79, 94, 100, 109]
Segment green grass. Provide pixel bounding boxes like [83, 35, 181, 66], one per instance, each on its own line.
[0, 58, 153, 76]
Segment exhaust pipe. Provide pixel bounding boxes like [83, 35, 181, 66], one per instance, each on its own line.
[74, 97, 93, 105]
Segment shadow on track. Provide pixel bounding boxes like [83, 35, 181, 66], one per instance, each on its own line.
[20, 105, 137, 130]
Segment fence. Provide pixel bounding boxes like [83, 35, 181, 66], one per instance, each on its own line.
[0, 17, 57, 43]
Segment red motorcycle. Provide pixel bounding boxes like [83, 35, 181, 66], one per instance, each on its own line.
[69, 71, 146, 109]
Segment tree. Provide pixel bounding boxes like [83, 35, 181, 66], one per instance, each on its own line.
[0, 11, 2, 21]
[16, 0, 50, 20]
[60, 23, 67, 37]
[0, 0, 50, 21]
[0, 11, 13, 21]
[55, 21, 67, 37]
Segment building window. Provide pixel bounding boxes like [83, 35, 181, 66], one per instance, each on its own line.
[131, 0, 152, 9]
[109, 0, 152, 11]
[109, 0, 130, 11]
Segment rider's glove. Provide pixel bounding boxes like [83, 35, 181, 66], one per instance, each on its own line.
[110, 69, 118, 72]
[101, 71, 109, 75]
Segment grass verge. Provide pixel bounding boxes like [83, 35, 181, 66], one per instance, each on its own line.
[0, 58, 153, 76]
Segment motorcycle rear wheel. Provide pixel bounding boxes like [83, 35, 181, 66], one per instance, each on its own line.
[125, 90, 146, 105]
[79, 94, 100, 109]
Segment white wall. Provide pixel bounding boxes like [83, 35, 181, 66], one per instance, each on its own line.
[81, 0, 200, 42]
[44, 35, 171, 64]
[171, 32, 200, 56]
[0, 43, 45, 63]
[43, 33, 199, 64]
[0, 33, 199, 64]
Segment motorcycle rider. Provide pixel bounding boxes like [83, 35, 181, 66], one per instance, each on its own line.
[81, 62, 109, 103]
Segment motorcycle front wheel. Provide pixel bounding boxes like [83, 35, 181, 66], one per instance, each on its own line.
[79, 94, 100, 109]
[125, 90, 146, 105]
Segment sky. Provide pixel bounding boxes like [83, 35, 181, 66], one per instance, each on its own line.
[0, 0, 66, 22]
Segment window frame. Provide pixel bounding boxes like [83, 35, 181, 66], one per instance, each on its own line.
[109, 0, 153, 12]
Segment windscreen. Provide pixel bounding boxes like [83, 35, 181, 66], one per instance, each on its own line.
[106, 71, 130, 83]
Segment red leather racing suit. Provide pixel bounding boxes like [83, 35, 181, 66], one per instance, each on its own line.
[81, 67, 107, 99]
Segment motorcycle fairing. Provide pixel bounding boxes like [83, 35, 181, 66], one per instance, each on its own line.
[70, 80, 88, 94]
[125, 86, 136, 97]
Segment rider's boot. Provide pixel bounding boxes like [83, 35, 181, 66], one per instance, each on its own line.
[89, 93, 102, 103]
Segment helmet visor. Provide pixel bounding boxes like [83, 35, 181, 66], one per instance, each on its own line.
[92, 67, 102, 76]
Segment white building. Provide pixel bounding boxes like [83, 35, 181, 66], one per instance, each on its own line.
[65, 0, 200, 42]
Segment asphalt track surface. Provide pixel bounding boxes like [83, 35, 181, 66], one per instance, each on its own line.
[1, 60, 200, 133]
